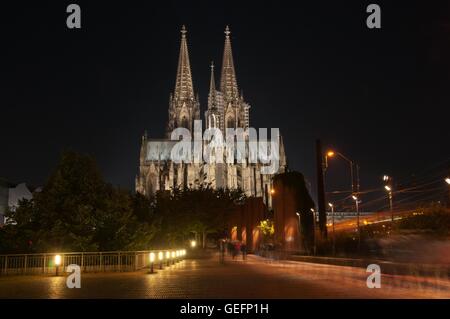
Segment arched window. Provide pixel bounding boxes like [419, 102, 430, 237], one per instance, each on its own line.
[181, 116, 189, 129]
[226, 116, 234, 129]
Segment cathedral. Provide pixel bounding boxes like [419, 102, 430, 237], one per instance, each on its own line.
[135, 26, 287, 207]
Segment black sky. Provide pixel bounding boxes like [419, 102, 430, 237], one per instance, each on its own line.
[3, 0, 450, 209]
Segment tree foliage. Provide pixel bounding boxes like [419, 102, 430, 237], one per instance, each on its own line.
[0, 151, 245, 253]
[1, 151, 157, 253]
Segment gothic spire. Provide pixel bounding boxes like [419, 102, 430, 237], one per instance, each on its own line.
[174, 25, 194, 101]
[208, 61, 217, 109]
[220, 25, 239, 100]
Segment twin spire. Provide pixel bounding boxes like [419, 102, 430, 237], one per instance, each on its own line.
[174, 25, 194, 101]
[173, 25, 239, 103]
[220, 26, 239, 101]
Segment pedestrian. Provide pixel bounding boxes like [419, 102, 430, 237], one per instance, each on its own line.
[241, 243, 247, 260]
[233, 242, 241, 260]
[219, 240, 225, 263]
[227, 241, 233, 256]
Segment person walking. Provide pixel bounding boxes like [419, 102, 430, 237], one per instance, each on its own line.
[241, 243, 247, 260]
[233, 242, 241, 260]
[219, 240, 225, 263]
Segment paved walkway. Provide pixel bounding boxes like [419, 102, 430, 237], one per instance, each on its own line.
[0, 253, 449, 298]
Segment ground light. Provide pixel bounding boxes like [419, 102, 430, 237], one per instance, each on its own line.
[158, 251, 164, 269]
[54, 254, 62, 276]
[171, 251, 176, 264]
[166, 251, 171, 266]
[149, 252, 155, 273]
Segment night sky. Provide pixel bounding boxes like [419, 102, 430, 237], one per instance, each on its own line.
[3, 1, 450, 210]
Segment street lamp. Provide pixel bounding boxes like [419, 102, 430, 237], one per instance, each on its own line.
[384, 185, 394, 221]
[295, 212, 302, 252]
[328, 202, 336, 256]
[383, 175, 394, 221]
[326, 150, 356, 194]
[310, 208, 317, 256]
[446, 178, 450, 208]
[54, 254, 62, 276]
[352, 195, 361, 249]
[190, 240, 197, 248]
[171, 251, 176, 264]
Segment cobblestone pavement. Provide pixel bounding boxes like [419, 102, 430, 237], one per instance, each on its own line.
[0, 253, 449, 298]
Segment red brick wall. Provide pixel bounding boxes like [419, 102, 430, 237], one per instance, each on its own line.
[272, 180, 301, 252]
[228, 197, 267, 252]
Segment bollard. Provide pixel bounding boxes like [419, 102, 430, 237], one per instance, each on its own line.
[158, 251, 164, 269]
[149, 252, 155, 273]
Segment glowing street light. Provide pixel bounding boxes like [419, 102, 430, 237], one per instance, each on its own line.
[171, 251, 176, 264]
[383, 175, 394, 221]
[190, 240, 197, 248]
[54, 254, 62, 276]
[326, 150, 356, 194]
[445, 178, 450, 185]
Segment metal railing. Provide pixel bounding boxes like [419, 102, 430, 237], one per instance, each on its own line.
[0, 249, 187, 276]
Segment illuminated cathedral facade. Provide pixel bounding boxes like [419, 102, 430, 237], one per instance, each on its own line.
[136, 26, 287, 207]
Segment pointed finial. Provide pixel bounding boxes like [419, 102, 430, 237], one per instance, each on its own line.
[225, 25, 230, 37]
[181, 25, 187, 38]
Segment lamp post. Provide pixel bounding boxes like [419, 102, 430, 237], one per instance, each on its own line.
[352, 195, 361, 250]
[296, 212, 302, 252]
[446, 178, 450, 208]
[385, 185, 394, 221]
[171, 251, 176, 265]
[328, 203, 335, 256]
[311, 208, 317, 256]
[383, 175, 394, 221]
[326, 150, 355, 194]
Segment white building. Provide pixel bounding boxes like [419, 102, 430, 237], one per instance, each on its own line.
[0, 179, 38, 225]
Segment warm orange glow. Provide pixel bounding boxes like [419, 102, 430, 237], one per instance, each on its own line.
[327, 151, 335, 157]
[270, 188, 275, 195]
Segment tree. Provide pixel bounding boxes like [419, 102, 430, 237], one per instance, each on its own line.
[153, 185, 245, 248]
[1, 151, 159, 253]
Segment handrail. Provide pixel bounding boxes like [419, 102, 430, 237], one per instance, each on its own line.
[0, 248, 187, 276]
